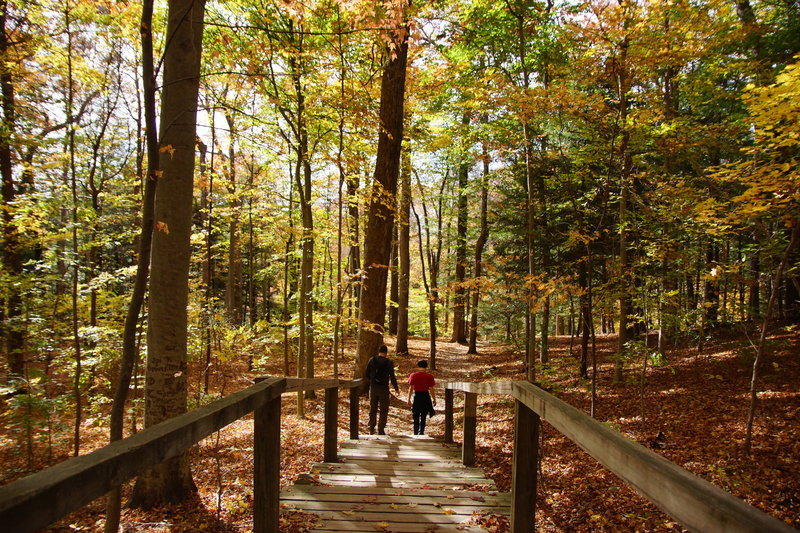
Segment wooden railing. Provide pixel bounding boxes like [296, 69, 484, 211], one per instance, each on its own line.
[2, 377, 794, 533]
[0, 376, 363, 533]
[443, 380, 797, 533]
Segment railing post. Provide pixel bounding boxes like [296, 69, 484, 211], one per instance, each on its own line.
[254, 392, 281, 533]
[511, 398, 539, 533]
[324, 386, 338, 462]
[349, 384, 360, 440]
[462, 391, 477, 466]
[444, 388, 454, 444]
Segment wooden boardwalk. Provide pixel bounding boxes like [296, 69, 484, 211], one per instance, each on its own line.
[280, 435, 511, 532]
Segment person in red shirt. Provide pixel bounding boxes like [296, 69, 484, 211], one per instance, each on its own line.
[406, 360, 436, 435]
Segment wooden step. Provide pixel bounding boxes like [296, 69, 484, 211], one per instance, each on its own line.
[280, 436, 509, 532]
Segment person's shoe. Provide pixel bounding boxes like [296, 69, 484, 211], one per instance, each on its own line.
[369, 427, 375, 435]
[378, 429, 386, 435]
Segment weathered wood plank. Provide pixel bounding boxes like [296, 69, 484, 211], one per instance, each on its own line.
[254, 393, 282, 533]
[282, 485, 510, 502]
[281, 492, 511, 509]
[310, 463, 489, 477]
[511, 398, 538, 533]
[444, 388, 454, 444]
[285, 508, 493, 522]
[305, 521, 487, 533]
[511, 381, 796, 533]
[444, 381, 513, 395]
[462, 392, 477, 467]
[324, 386, 338, 463]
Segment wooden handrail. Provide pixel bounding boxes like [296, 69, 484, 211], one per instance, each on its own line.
[442, 380, 512, 395]
[443, 379, 797, 533]
[0, 376, 287, 533]
[282, 377, 364, 393]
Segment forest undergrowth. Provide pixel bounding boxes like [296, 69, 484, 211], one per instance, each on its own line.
[2, 327, 798, 532]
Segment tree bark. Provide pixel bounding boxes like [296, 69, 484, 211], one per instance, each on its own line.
[396, 148, 411, 356]
[355, 23, 409, 377]
[0, 0, 25, 384]
[451, 113, 470, 344]
[130, 0, 205, 508]
[467, 140, 489, 355]
[105, 1, 159, 527]
[744, 224, 799, 454]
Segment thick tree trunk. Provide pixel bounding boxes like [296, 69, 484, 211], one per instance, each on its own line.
[355, 26, 409, 377]
[130, 0, 205, 508]
[0, 0, 25, 383]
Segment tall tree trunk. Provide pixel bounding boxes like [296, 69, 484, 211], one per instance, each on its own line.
[105, 0, 159, 527]
[224, 113, 243, 325]
[0, 0, 25, 384]
[467, 140, 489, 354]
[396, 148, 411, 356]
[450, 113, 470, 344]
[130, 0, 205, 508]
[355, 20, 409, 376]
[615, 28, 632, 383]
[389, 230, 399, 334]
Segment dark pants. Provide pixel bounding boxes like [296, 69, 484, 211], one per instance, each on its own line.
[411, 391, 433, 435]
[369, 385, 390, 433]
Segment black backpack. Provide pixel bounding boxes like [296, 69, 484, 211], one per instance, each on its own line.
[370, 356, 392, 385]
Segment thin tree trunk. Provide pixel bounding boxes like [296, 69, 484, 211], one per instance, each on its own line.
[451, 113, 470, 344]
[396, 148, 411, 356]
[468, 139, 489, 354]
[104, 0, 159, 527]
[744, 224, 799, 455]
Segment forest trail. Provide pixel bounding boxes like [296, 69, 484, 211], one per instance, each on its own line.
[280, 434, 510, 532]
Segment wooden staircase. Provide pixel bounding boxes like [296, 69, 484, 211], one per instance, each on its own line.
[280, 435, 511, 532]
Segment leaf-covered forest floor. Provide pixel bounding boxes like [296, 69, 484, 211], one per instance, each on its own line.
[2, 326, 798, 532]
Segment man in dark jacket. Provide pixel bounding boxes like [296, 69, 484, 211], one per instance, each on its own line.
[365, 344, 399, 435]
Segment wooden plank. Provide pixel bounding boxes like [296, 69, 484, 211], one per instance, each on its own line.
[511, 399, 538, 533]
[310, 475, 493, 487]
[0, 377, 287, 533]
[444, 388, 454, 444]
[285, 508, 492, 522]
[283, 485, 510, 501]
[324, 386, 338, 463]
[462, 392, 477, 467]
[511, 381, 796, 533]
[443, 381, 512, 395]
[339, 456, 472, 469]
[284, 377, 340, 393]
[338, 450, 461, 460]
[254, 393, 282, 533]
[306, 521, 488, 533]
[310, 463, 489, 477]
[311, 473, 493, 484]
[281, 492, 510, 509]
[308, 480, 492, 489]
